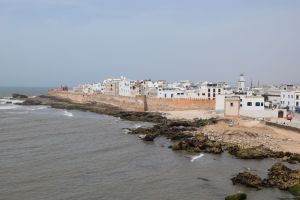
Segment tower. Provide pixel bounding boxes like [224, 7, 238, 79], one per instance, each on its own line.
[237, 73, 246, 92]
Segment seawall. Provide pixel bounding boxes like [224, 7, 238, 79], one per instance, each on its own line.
[48, 89, 215, 112]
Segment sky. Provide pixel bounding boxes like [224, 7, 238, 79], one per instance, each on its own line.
[0, 0, 299, 87]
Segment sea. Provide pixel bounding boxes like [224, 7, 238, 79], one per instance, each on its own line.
[0, 87, 297, 200]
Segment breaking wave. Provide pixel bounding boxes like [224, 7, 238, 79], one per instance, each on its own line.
[63, 110, 73, 117]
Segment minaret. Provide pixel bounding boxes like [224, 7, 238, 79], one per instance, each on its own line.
[237, 74, 246, 92]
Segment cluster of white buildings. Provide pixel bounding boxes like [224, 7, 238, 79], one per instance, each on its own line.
[72, 76, 232, 100]
[71, 74, 300, 117]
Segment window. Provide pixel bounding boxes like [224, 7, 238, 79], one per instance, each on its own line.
[202, 93, 205, 96]
[291, 95, 294, 99]
[171, 94, 174, 98]
[208, 89, 210, 92]
[218, 89, 221, 93]
[255, 102, 260, 106]
[213, 93, 215, 97]
[230, 103, 234, 107]
[208, 93, 211, 97]
[247, 102, 252, 106]
[296, 95, 299, 100]
[261, 102, 264, 106]
[296, 102, 299, 106]
[213, 89, 215, 92]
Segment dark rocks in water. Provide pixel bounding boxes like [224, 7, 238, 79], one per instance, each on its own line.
[21, 99, 42, 105]
[264, 162, 300, 190]
[170, 134, 223, 154]
[288, 153, 300, 164]
[225, 193, 247, 200]
[227, 145, 285, 159]
[171, 141, 189, 150]
[12, 93, 28, 99]
[289, 184, 300, 197]
[231, 172, 263, 189]
[232, 163, 300, 198]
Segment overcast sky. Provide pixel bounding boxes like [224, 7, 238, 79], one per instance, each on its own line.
[0, 0, 299, 87]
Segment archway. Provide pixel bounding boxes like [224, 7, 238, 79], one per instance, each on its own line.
[278, 110, 284, 118]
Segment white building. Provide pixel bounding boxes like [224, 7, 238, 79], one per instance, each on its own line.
[118, 77, 131, 96]
[216, 94, 264, 112]
[157, 88, 186, 99]
[280, 91, 300, 110]
[73, 83, 102, 94]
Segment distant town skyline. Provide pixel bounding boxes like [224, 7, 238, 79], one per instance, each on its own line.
[0, 0, 299, 87]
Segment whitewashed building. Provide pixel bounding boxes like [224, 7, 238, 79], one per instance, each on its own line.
[280, 91, 300, 110]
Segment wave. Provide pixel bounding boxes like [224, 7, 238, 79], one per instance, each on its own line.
[0, 105, 20, 110]
[133, 123, 143, 129]
[29, 106, 48, 111]
[0, 98, 24, 104]
[63, 110, 73, 117]
[190, 153, 204, 162]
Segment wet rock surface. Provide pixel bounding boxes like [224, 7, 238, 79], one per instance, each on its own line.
[12, 93, 28, 99]
[232, 163, 300, 197]
[231, 172, 263, 189]
[225, 193, 247, 200]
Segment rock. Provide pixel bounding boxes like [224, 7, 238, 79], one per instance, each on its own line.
[225, 193, 247, 200]
[21, 99, 42, 105]
[289, 184, 300, 197]
[171, 141, 189, 150]
[264, 162, 300, 190]
[231, 172, 263, 189]
[12, 93, 28, 99]
[227, 145, 275, 159]
[288, 153, 300, 164]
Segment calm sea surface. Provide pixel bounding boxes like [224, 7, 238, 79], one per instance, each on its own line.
[0, 88, 297, 200]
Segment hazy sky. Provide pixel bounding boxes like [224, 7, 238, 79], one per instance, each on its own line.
[0, 0, 299, 87]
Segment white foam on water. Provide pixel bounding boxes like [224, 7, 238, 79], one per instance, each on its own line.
[190, 153, 204, 162]
[0, 105, 19, 110]
[133, 123, 143, 129]
[30, 106, 48, 111]
[63, 110, 73, 117]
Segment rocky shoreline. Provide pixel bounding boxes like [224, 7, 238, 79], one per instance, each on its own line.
[19, 95, 300, 199]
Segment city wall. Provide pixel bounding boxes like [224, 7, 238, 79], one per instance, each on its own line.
[48, 89, 215, 112]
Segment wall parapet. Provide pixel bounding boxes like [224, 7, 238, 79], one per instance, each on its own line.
[48, 90, 215, 112]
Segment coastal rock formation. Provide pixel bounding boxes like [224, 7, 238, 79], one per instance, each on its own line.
[231, 172, 263, 189]
[227, 145, 285, 159]
[225, 193, 247, 200]
[264, 163, 300, 190]
[12, 93, 28, 99]
[232, 163, 300, 197]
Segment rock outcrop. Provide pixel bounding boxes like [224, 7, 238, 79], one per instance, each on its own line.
[12, 93, 28, 99]
[232, 163, 300, 197]
[225, 193, 247, 200]
[231, 172, 263, 189]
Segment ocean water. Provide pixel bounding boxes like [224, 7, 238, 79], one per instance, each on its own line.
[0, 87, 49, 97]
[0, 106, 297, 200]
[0, 92, 298, 199]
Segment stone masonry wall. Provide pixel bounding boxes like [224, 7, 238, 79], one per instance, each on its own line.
[48, 89, 215, 112]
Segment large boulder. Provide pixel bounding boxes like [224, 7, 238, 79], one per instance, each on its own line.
[227, 145, 274, 159]
[225, 193, 247, 200]
[231, 172, 263, 189]
[12, 93, 28, 99]
[264, 162, 300, 190]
